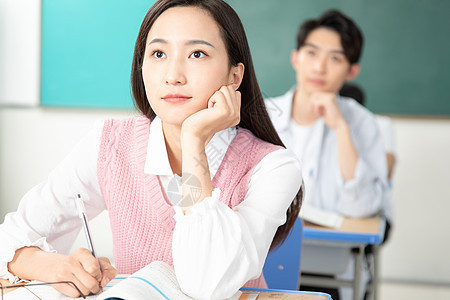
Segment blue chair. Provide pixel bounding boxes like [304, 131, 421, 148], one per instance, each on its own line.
[263, 217, 303, 290]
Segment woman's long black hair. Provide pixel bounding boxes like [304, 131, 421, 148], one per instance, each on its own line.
[130, 0, 302, 250]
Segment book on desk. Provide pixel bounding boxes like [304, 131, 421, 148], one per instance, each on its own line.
[299, 203, 344, 229]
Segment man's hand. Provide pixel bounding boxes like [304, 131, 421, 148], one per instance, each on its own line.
[309, 92, 346, 130]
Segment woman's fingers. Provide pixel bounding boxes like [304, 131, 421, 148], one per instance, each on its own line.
[51, 278, 88, 298]
[214, 85, 241, 126]
[53, 263, 95, 298]
[182, 84, 241, 142]
[78, 250, 102, 282]
[75, 261, 102, 295]
[98, 257, 118, 287]
[53, 248, 104, 297]
[219, 85, 241, 109]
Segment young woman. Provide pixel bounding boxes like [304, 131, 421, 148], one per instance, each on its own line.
[0, 0, 302, 299]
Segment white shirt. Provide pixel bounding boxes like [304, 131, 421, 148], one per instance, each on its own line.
[265, 87, 388, 218]
[375, 115, 395, 155]
[289, 119, 314, 162]
[0, 116, 302, 300]
[375, 115, 395, 222]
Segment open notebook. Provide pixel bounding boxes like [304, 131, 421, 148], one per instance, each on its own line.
[3, 261, 255, 300]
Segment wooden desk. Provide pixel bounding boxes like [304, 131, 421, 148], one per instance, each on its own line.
[240, 288, 332, 299]
[301, 217, 385, 300]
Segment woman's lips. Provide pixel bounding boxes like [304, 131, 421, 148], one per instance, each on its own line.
[162, 94, 192, 103]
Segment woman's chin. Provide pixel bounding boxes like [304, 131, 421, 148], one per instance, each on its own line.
[159, 114, 189, 129]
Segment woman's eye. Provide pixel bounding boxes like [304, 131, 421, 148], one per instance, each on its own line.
[189, 51, 207, 59]
[152, 50, 166, 59]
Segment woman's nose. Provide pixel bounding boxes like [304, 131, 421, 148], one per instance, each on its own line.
[165, 60, 187, 85]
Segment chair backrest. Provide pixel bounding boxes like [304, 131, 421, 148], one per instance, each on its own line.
[263, 217, 303, 290]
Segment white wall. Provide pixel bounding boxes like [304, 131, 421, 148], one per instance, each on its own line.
[380, 118, 450, 284]
[0, 0, 40, 106]
[0, 108, 137, 261]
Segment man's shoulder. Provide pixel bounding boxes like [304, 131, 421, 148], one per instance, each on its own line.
[264, 88, 295, 129]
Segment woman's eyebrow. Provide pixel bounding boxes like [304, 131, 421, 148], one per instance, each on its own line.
[148, 38, 167, 46]
[147, 38, 215, 49]
[185, 39, 215, 49]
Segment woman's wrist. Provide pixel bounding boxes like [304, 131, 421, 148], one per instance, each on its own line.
[181, 127, 215, 153]
[8, 246, 62, 283]
[181, 126, 211, 148]
[180, 129, 213, 211]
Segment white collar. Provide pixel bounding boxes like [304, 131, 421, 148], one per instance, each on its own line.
[144, 117, 237, 178]
[265, 86, 296, 131]
[267, 86, 347, 131]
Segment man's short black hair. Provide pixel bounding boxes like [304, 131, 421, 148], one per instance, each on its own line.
[296, 9, 363, 64]
[340, 83, 365, 105]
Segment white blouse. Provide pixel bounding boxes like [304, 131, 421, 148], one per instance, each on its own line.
[0, 117, 302, 300]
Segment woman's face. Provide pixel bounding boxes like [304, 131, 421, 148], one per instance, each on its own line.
[142, 6, 236, 127]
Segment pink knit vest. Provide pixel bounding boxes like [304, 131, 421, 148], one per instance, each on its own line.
[97, 116, 282, 288]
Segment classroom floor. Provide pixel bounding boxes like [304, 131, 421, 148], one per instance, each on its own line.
[378, 281, 450, 300]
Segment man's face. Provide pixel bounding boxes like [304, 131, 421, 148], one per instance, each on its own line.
[291, 27, 359, 95]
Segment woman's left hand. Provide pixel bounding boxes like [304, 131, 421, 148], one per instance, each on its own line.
[181, 85, 241, 145]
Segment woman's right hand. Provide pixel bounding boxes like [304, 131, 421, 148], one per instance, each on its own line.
[51, 248, 117, 297]
[181, 85, 241, 146]
[8, 247, 117, 298]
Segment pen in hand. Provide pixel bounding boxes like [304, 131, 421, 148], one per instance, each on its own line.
[76, 194, 97, 257]
[75, 194, 102, 291]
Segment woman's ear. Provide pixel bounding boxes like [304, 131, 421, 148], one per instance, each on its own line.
[345, 63, 361, 82]
[229, 63, 245, 90]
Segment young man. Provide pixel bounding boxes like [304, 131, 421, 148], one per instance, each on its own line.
[266, 9, 387, 219]
[265, 10, 388, 300]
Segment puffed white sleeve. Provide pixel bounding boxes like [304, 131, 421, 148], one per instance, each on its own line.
[172, 148, 302, 300]
[0, 121, 106, 283]
[335, 114, 388, 217]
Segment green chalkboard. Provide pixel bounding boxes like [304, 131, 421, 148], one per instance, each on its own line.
[228, 0, 450, 116]
[42, 0, 450, 115]
[41, 0, 155, 109]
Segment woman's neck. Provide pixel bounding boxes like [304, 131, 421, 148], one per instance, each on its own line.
[162, 122, 183, 176]
[291, 87, 318, 126]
